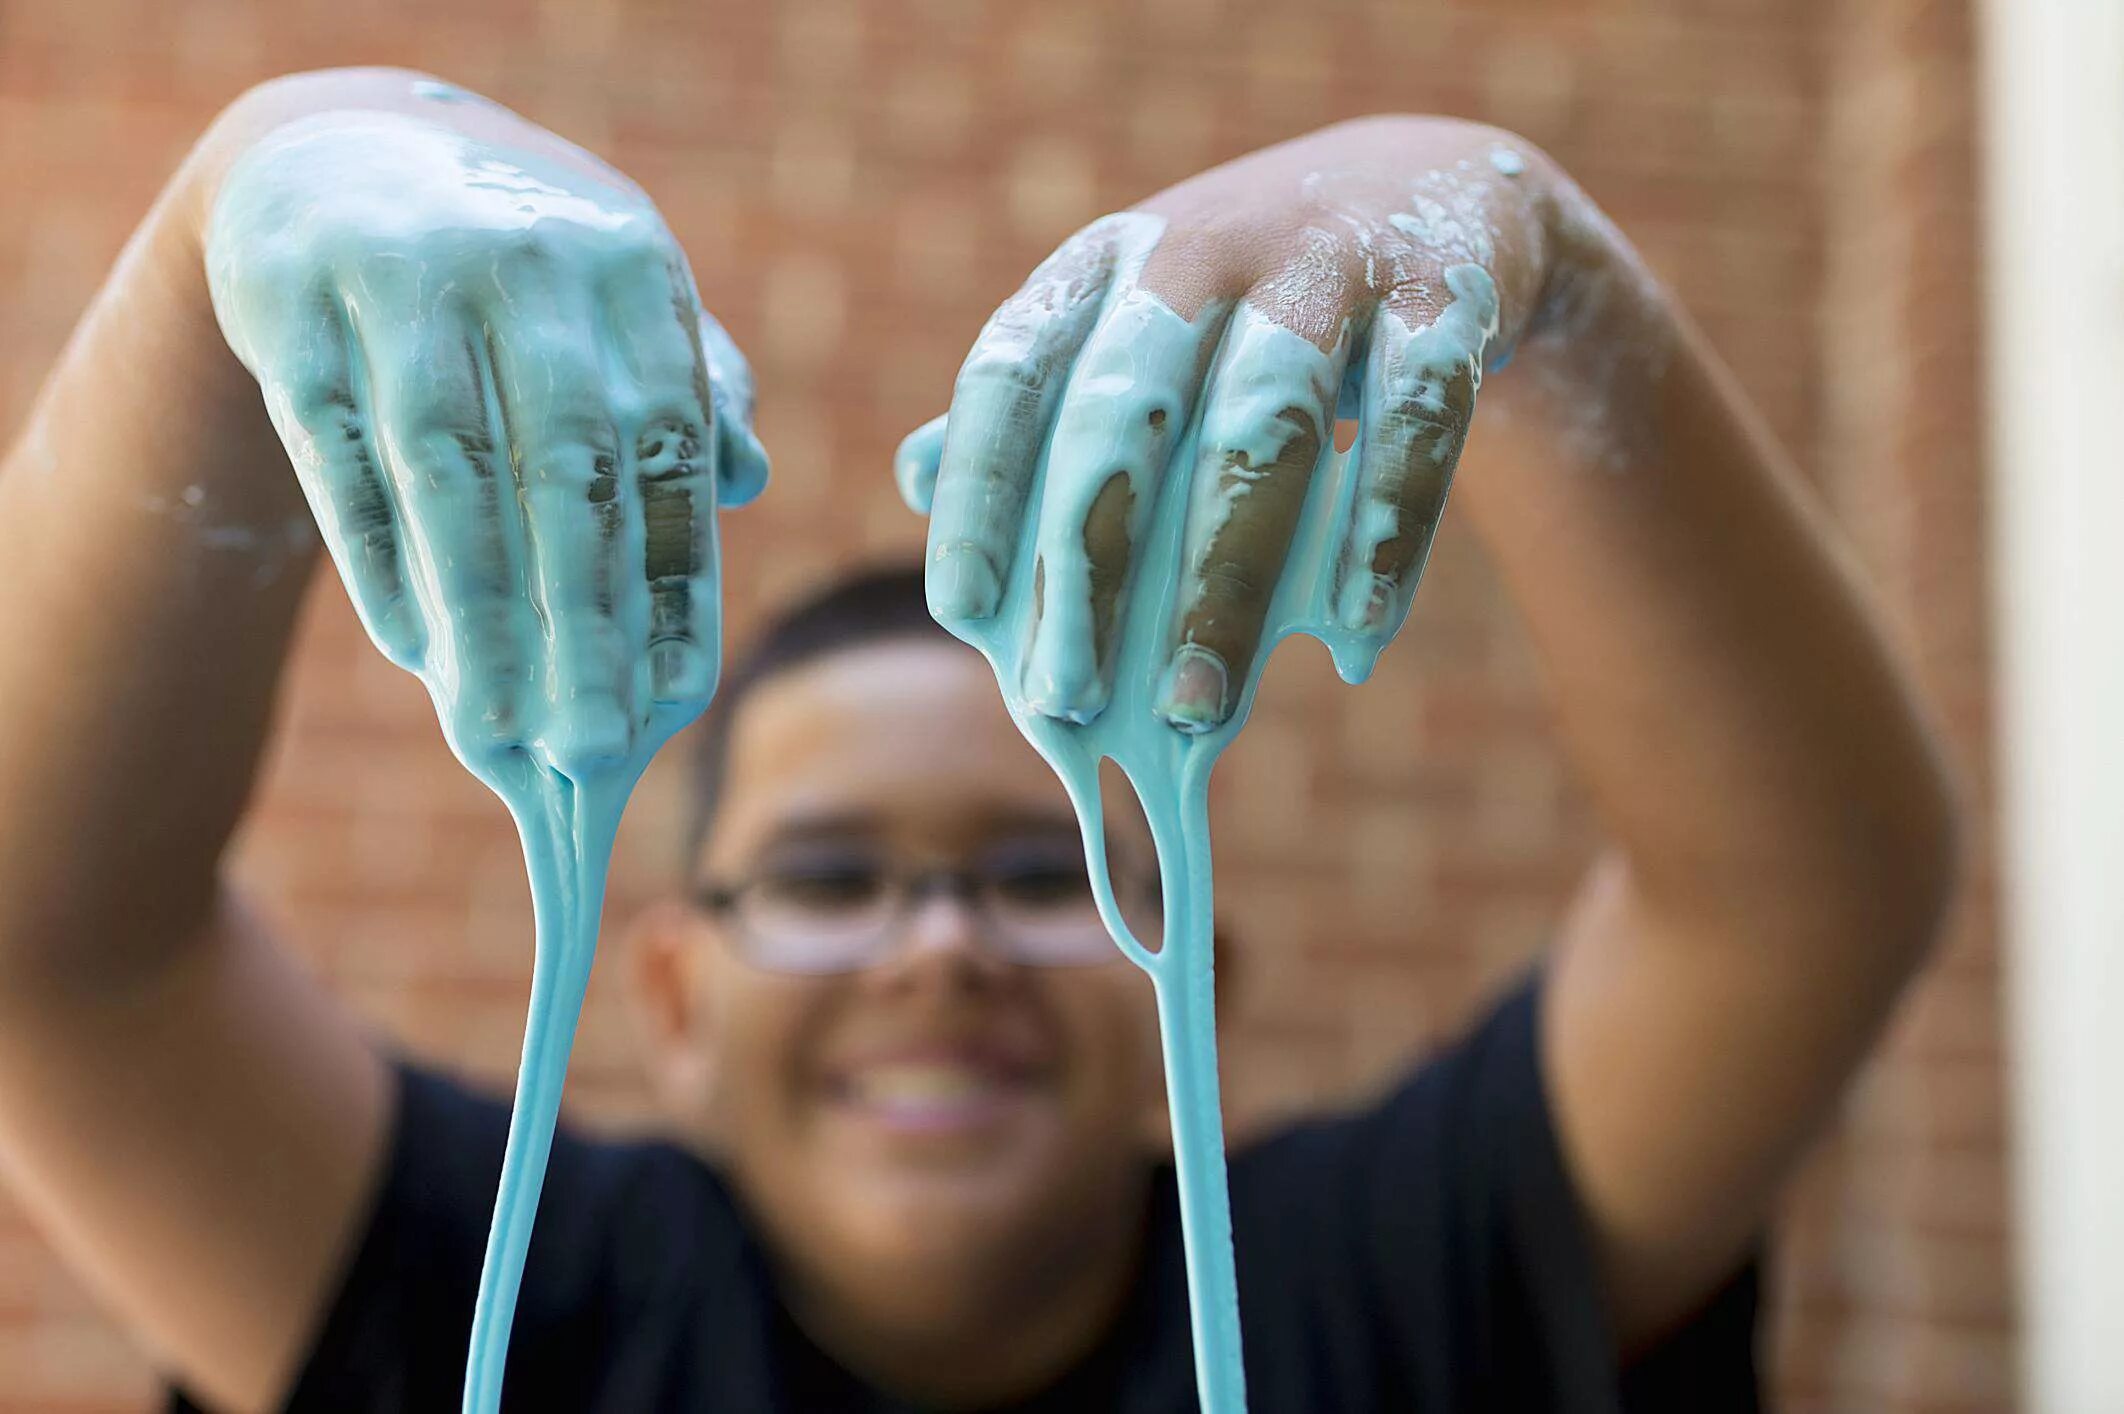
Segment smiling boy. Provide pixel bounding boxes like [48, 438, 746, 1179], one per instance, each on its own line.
[0, 70, 1958, 1413]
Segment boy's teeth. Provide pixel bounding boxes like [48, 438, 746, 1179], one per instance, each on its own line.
[849, 1064, 1000, 1105]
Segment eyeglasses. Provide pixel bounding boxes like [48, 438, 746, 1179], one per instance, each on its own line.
[694, 837, 1156, 974]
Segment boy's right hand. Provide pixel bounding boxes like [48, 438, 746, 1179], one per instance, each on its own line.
[200, 77, 767, 779]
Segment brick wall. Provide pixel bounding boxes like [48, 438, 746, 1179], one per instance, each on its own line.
[1774, 2, 2010, 1408]
[0, 0, 2004, 1409]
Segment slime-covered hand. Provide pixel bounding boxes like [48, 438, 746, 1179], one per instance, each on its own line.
[205, 91, 766, 786]
[198, 75, 766, 1414]
[895, 119, 1564, 1414]
[898, 117, 1553, 729]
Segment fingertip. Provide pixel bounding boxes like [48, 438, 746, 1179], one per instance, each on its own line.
[651, 638, 717, 704]
[1022, 620, 1109, 725]
[538, 695, 634, 774]
[926, 541, 1002, 622]
[366, 601, 428, 676]
[1155, 643, 1231, 734]
[894, 414, 948, 515]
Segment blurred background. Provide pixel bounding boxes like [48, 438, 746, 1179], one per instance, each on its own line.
[0, 0, 2032, 1409]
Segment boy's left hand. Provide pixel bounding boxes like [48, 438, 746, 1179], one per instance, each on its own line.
[898, 117, 1557, 730]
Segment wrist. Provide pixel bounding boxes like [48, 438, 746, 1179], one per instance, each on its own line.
[1515, 170, 1678, 381]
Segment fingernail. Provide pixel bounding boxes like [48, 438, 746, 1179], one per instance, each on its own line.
[1155, 644, 1230, 733]
[928, 546, 1000, 621]
[1365, 585, 1394, 631]
[1023, 663, 1105, 725]
[1025, 683, 1102, 724]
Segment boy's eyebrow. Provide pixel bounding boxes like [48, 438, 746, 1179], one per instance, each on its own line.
[752, 812, 881, 845]
[751, 807, 1088, 850]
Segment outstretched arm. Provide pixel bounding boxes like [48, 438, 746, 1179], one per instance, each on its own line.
[0, 68, 760, 1409]
[903, 115, 1959, 1349]
[1453, 133, 1959, 1346]
[0, 72, 388, 1414]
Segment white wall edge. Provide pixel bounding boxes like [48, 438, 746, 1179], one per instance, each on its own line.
[1977, 0, 2124, 1408]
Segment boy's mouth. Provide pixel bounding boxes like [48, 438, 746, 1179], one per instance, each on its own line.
[822, 1047, 1051, 1136]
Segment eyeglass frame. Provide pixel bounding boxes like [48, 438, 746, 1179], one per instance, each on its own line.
[691, 852, 1161, 974]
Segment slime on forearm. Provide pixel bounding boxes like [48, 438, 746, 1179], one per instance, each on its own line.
[206, 110, 761, 1414]
[899, 211, 1500, 1412]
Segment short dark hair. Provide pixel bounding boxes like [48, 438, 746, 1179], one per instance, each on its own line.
[685, 563, 951, 866]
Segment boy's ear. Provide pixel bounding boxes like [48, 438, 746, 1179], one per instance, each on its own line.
[622, 898, 721, 1130]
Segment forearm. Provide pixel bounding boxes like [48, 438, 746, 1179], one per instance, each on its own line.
[1462, 202, 1957, 955]
[1428, 167, 1962, 1342]
[0, 169, 315, 985]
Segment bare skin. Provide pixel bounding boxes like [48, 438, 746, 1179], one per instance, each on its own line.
[0, 84, 1956, 1414]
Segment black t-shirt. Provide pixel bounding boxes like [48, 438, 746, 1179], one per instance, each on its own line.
[173, 974, 1759, 1412]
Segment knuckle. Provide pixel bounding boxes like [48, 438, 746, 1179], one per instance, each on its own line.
[495, 224, 558, 267]
[956, 349, 1048, 402]
[605, 213, 675, 268]
[635, 413, 710, 485]
[1194, 555, 1266, 607]
[1376, 399, 1465, 444]
[287, 378, 365, 444]
[518, 441, 619, 497]
[1373, 383, 1472, 464]
[406, 423, 502, 480]
[955, 346, 1045, 397]
[1063, 385, 1168, 440]
[394, 387, 488, 443]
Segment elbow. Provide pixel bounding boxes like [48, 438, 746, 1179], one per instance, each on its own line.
[1858, 715, 1966, 977]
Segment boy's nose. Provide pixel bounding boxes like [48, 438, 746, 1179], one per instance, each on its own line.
[881, 887, 1009, 986]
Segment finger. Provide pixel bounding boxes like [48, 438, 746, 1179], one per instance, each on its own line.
[486, 253, 638, 773]
[697, 307, 770, 508]
[925, 213, 1156, 622]
[600, 250, 726, 709]
[633, 407, 721, 709]
[1155, 305, 1349, 732]
[1019, 282, 1225, 723]
[239, 279, 426, 668]
[894, 413, 947, 515]
[358, 295, 539, 760]
[1334, 263, 1499, 637]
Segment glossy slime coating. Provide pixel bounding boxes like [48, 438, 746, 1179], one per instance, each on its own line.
[900, 217, 1498, 1411]
[207, 111, 762, 1414]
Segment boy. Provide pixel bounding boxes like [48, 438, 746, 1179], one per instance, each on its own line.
[0, 69, 1957, 1411]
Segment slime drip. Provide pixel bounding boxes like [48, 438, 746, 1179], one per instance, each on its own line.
[451, 743, 698, 1414]
[901, 252, 1499, 1413]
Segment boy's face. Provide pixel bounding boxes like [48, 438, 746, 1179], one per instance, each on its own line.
[630, 639, 1167, 1280]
